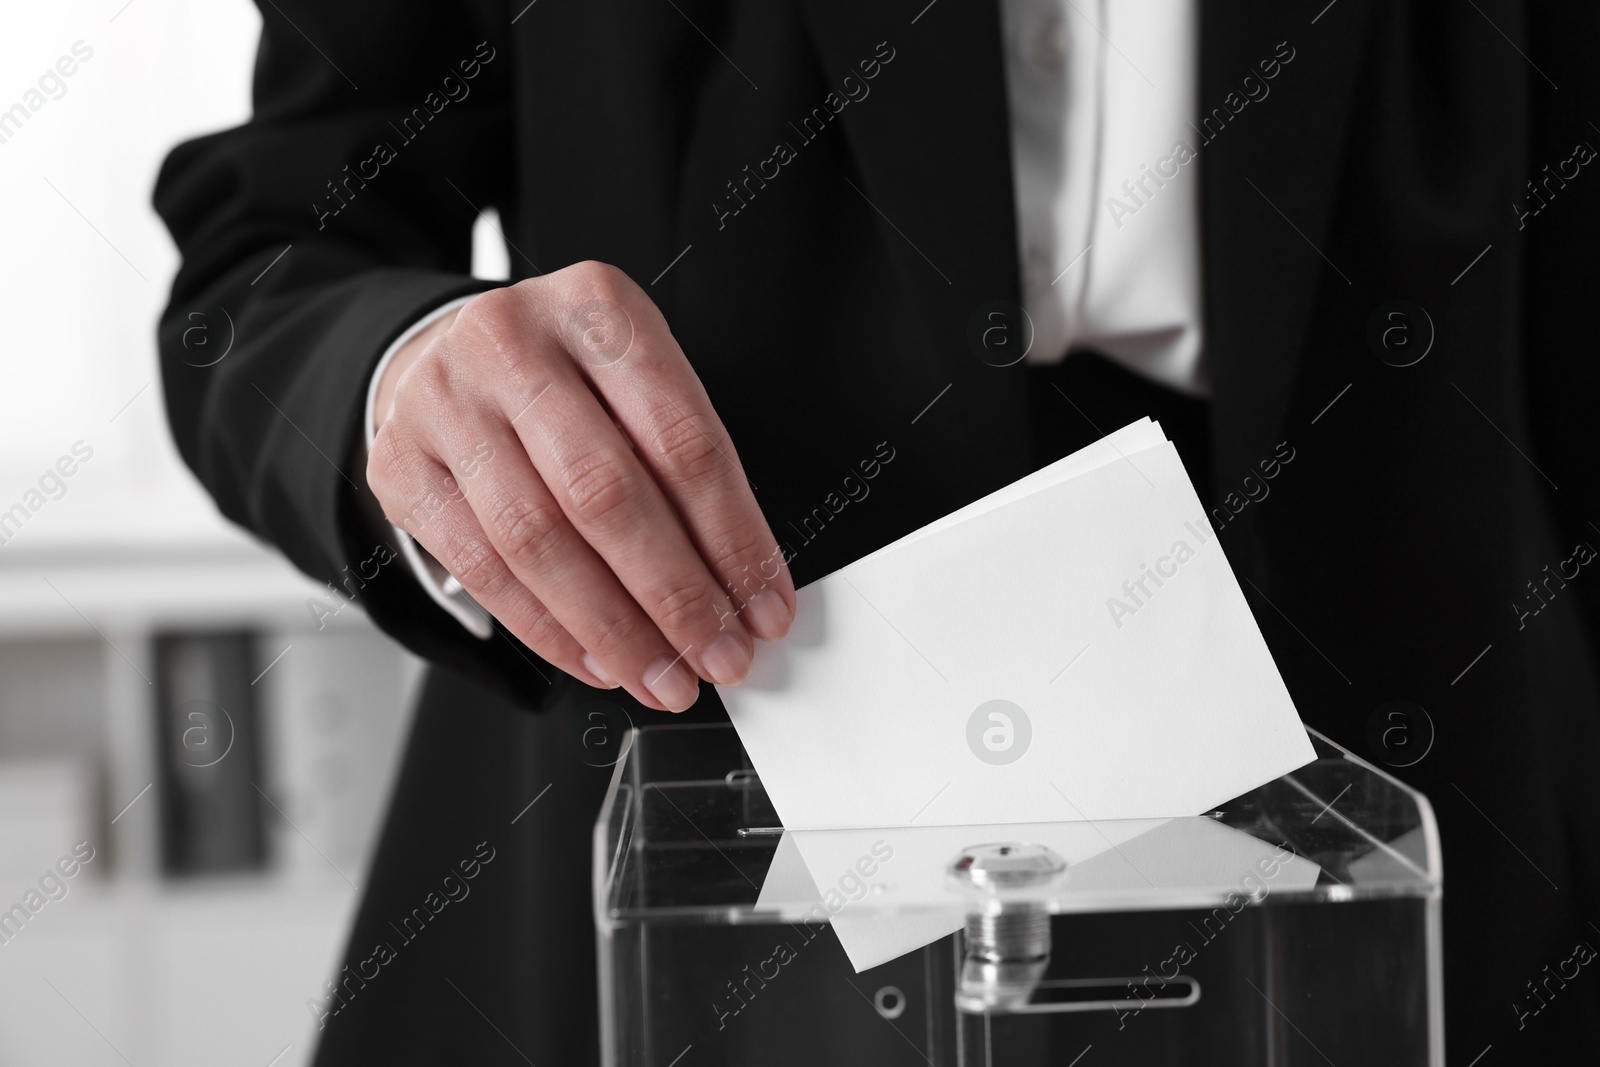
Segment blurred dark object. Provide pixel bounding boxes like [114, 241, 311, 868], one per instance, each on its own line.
[153, 631, 266, 876]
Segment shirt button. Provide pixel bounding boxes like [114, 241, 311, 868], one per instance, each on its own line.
[1028, 18, 1065, 72]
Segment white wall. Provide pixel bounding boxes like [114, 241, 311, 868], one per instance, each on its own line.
[0, 5, 433, 1066]
[0, 0, 262, 552]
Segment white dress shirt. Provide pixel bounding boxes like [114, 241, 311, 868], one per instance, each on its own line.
[1000, 0, 1205, 393]
[367, 4, 1205, 631]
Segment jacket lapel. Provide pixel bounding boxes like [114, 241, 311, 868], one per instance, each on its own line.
[1198, 0, 1375, 459]
[795, 0, 1023, 316]
[796, 0, 1033, 495]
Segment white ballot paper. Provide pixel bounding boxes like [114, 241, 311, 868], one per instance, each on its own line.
[720, 418, 1317, 968]
[754, 818, 1323, 972]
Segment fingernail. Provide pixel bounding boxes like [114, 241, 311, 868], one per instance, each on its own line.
[581, 653, 619, 689]
[643, 654, 700, 712]
[700, 631, 752, 686]
[743, 589, 793, 641]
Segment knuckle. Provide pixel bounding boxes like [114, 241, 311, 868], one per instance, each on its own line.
[650, 409, 726, 484]
[487, 494, 566, 569]
[650, 578, 718, 634]
[453, 287, 520, 336]
[568, 260, 632, 301]
[396, 349, 453, 405]
[510, 601, 569, 656]
[560, 454, 640, 528]
[452, 289, 530, 378]
[443, 537, 508, 599]
[587, 610, 645, 660]
[706, 525, 772, 579]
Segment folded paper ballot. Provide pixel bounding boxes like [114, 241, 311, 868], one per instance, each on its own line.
[754, 818, 1323, 972]
[719, 417, 1315, 832]
[721, 418, 1317, 969]
[754, 819, 1165, 973]
[723, 422, 1312, 972]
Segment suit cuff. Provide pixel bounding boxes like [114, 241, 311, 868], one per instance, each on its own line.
[362, 294, 493, 639]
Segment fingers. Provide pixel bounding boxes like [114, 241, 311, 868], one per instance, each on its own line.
[422, 412, 705, 713]
[365, 427, 607, 693]
[448, 282, 760, 695]
[530, 264, 798, 639]
[367, 261, 797, 714]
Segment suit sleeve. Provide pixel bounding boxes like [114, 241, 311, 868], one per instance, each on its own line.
[153, 1, 566, 706]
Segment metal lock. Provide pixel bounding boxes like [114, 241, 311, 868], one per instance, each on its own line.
[948, 842, 1067, 1013]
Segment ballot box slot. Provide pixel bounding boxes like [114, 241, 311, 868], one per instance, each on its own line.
[1001, 975, 1202, 1014]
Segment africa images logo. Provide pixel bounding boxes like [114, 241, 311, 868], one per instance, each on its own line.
[967, 699, 1031, 765]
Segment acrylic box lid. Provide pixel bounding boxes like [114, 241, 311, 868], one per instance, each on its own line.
[593, 723, 1439, 933]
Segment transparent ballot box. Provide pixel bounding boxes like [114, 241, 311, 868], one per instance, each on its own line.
[594, 723, 1442, 1066]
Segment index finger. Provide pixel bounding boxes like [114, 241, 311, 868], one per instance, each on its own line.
[547, 264, 797, 642]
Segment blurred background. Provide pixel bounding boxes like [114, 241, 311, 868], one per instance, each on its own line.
[0, 4, 506, 1063]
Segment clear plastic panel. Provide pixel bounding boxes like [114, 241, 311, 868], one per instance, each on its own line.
[595, 724, 1441, 1067]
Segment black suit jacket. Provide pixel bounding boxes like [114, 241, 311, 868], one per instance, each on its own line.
[156, 1, 1600, 1063]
